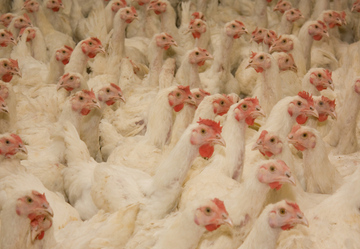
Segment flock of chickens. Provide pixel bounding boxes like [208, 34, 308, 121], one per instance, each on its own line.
[0, 0, 360, 248]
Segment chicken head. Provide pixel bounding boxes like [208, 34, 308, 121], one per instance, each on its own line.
[264, 29, 277, 47]
[212, 94, 233, 116]
[352, 0, 360, 12]
[252, 130, 283, 157]
[111, 0, 127, 13]
[288, 91, 319, 124]
[46, 0, 64, 12]
[0, 29, 16, 47]
[273, 0, 292, 13]
[269, 35, 294, 53]
[119, 6, 138, 23]
[12, 14, 32, 30]
[16, 191, 53, 241]
[156, 32, 177, 50]
[285, 8, 304, 23]
[187, 19, 207, 39]
[70, 89, 101, 115]
[188, 47, 213, 66]
[250, 27, 267, 44]
[0, 58, 21, 82]
[268, 200, 308, 230]
[194, 198, 233, 231]
[0, 81, 9, 100]
[57, 72, 83, 91]
[288, 124, 316, 151]
[225, 20, 248, 39]
[97, 83, 126, 106]
[80, 37, 105, 58]
[246, 52, 272, 73]
[313, 95, 336, 122]
[191, 88, 210, 108]
[191, 12, 206, 21]
[18, 27, 37, 42]
[309, 68, 334, 91]
[257, 159, 296, 190]
[234, 97, 265, 124]
[55, 45, 73, 65]
[168, 85, 195, 112]
[0, 133, 27, 158]
[22, 0, 40, 13]
[308, 20, 329, 41]
[134, 0, 150, 6]
[147, 0, 167, 15]
[190, 118, 226, 158]
[277, 52, 297, 72]
[322, 10, 343, 28]
[0, 13, 15, 27]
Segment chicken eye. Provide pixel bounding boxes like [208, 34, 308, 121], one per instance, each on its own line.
[315, 25, 318, 28]
[196, 94, 200, 98]
[291, 11, 294, 14]
[260, 56, 264, 60]
[27, 197, 33, 203]
[89, 42, 93, 45]
[195, 52, 199, 55]
[303, 133, 307, 138]
[20, 19, 23, 22]
[62, 50, 65, 53]
[319, 101, 323, 106]
[201, 129, 206, 134]
[79, 96, 83, 100]
[70, 77, 73, 80]
[1, 34, 4, 37]
[162, 36, 166, 40]
[297, 101, 302, 106]
[220, 100, 225, 106]
[318, 73, 321, 77]
[285, 59, 289, 62]
[283, 3, 286, 6]
[176, 92, 181, 97]
[117, 3, 120, 5]
[106, 88, 110, 93]
[7, 17, 10, 19]
[267, 34, 270, 37]
[232, 24, 235, 28]
[5, 140, 9, 144]
[282, 39, 286, 43]
[279, 208, 286, 215]
[126, 10, 129, 14]
[259, 30, 262, 33]
[205, 207, 211, 213]
[197, 23, 200, 26]
[242, 104, 247, 109]
[329, 14, 332, 17]
[4, 63, 7, 67]
[157, 3, 160, 6]
[270, 166, 275, 172]
[43, 217, 46, 221]
[270, 138, 275, 143]
[52, 1, 55, 3]
[31, 2, 34, 5]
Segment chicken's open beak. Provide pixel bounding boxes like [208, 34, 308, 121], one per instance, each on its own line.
[1, 104, 9, 113]
[210, 134, 226, 147]
[329, 110, 337, 120]
[243, 28, 249, 34]
[245, 61, 253, 69]
[305, 107, 319, 118]
[290, 64, 298, 73]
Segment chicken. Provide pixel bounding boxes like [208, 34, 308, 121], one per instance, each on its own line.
[7, 13, 32, 39]
[125, 198, 233, 249]
[0, 58, 21, 82]
[0, 29, 16, 58]
[301, 67, 334, 95]
[240, 200, 308, 249]
[46, 45, 73, 85]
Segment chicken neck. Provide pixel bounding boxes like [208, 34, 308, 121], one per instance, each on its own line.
[147, 39, 166, 87]
[64, 43, 89, 75]
[30, 5, 56, 38]
[176, 54, 201, 88]
[169, 103, 196, 147]
[46, 51, 66, 85]
[298, 22, 314, 71]
[279, 12, 293, 35]
[192, 95, 220, 122]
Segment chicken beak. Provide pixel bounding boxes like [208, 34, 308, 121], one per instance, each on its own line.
[328, 81, 334, 91]
[60, 3, 65, 8]
[242, 28, 248, 34]
[119, 93, 126, 103]
[91, 99, 101, 109]
[283, 171, 296, 186]
[183, 29, 191, 35]
[206, 54, 214, 60]
[329, 110, 337, 120]
[269, 45, 276, 53]
[299, 14, 305, 19]
[251, 141, 261, 151]
[323, 30, 329, 38]
[245, 61, 253, 69]
[185, 95, 196, 106]
[295, 213, 309, 227]
[306, 107, 319, 118]
[253, 107, 266, 117]
[351, 6, 356, 12]
[273, 6, 279, 11]
[210, 134, 226, 147]
[10, 39, 17, 45]
[18, 144, 28, 155]
[12, 69, 22, 78]
[21, 5, 26, 10]
[171, 41, 178, 47]
[98, 46, 106, 54]
[56, 82, 64, 91]
[290, 64, 298, 73]
[222, 216, 233, 227]
[1, 104, 9, 113]
[147, 5, 153, 11]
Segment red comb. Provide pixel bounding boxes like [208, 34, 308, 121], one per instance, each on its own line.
[32, 190, 48, 203]
[341, 11, 346, 19]
[90, 37, 102, 45]
[23, 13, 31, 22]
[10, 134, 23, 144]
[110, 83, 122, 92]
[321, 96, 336, 109]
[251, 27, 258, 35]
[24, 0, 32, 5]
[243, 96, 260, 106]
[61, 73, 69, 79]
[4, 30, 13, 36]
[177, 85, 191, 95]
[9, 59, 19, 68]
[298, 91, 314, 106]
[165, 32, 173, 39]
[120, 0, 126, 5]
[317, 20, 327, 30]
[290, 124, 301, 134]
[250, 51, 257, 59]
[130, 6, 137, 14]
[258, 130, 268, 140]
[192, 12, 200, 19]
[189, 19, 196, 26]
[324, 69, 332, 79]
[285, 200, 301, 213]
[199, 89, 210, 96]
[19, 28, 26, 36]
[288, 53, 294, 61]
[212, 198, 228, 214]
[197, 118, 222, 134]
[276, 159, 289, 170]
[150, 0, 158, 3]
[268, 29, 277, 37]
[235, 20, 244, 26]
[64, 45, 73, 51]
[83, 89, 96, 99]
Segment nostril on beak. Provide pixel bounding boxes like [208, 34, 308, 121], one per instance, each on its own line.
[310, 106, 314, 110]
[92, 99, 97, 103]
[285, 172, 291, 178]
